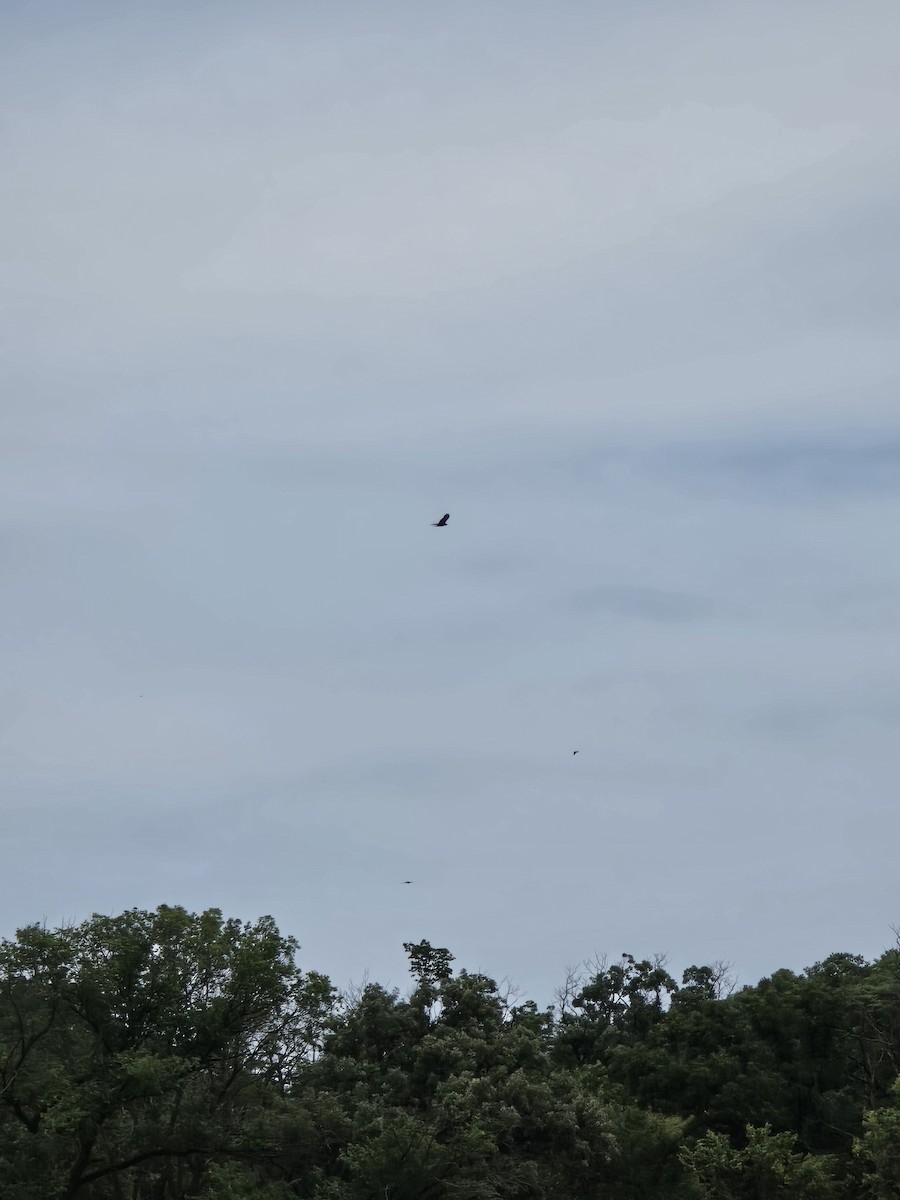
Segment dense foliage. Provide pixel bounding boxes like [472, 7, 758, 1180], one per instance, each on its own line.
[1, 907, 898, 1198]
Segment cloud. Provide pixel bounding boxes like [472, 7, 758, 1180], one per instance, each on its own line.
[2, 0, 900, 1003]
[658, 435, 900, 501]
[746, 692, 900, 738]
[569, 584, 723, 623]
[183, 105, 860, 299]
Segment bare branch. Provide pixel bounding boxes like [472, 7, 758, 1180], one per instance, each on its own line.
[709, 960, 738, 1000]
[341, 970, 370, 1009]
[553, 963, 584, 1021]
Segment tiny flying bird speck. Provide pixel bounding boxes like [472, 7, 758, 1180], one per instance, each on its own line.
[573, 750, 579, 755]
[432, 513, 450, 527]
[401, 880, 413, 885]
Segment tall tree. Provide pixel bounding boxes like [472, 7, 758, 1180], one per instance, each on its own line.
[0, 906, 337, 1199]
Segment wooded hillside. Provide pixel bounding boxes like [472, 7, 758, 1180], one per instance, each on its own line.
[2, 906, 898, 1198]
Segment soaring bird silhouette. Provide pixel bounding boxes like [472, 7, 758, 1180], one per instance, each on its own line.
[431, 513, 450, 527]
[401, 880, 413, 885]
[573, 750, 580, 755]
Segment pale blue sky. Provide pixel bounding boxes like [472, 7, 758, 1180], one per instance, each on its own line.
[2, 0, 899, 1000]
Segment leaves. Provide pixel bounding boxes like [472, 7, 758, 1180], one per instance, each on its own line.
[3, 912, 900, 1198]
[0, 906, 338, 1198]
[853, 1077, 900, 1199]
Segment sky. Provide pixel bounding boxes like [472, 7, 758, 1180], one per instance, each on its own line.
[2, 0, 899, 1005]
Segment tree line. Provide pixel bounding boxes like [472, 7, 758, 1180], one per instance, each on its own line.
[1, 905, 898, 1198]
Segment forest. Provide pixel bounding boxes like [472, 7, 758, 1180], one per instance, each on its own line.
[1, 906, 898, 1199]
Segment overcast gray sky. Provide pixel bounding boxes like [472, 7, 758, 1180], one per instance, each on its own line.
[2, 0, 899, 1002]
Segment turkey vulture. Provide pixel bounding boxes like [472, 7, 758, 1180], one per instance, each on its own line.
[432, 513, 450, 527]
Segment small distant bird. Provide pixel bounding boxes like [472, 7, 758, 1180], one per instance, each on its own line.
[572, 750, 579, 755]
[431, 513, 450, 527]
[401, 880, 413, 885]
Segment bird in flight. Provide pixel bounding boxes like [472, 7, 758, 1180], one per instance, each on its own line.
[572, 750, 580, 755]
[432, 513, 450, 527]
[401, 880, 413, 885]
